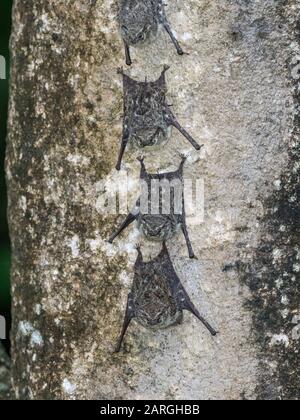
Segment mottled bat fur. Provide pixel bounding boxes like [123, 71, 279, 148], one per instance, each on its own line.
[115, 243, 217, 352]
[116, 67, 202, 170]
[109, 156, 196, 259]
[119, 0, 184, 65]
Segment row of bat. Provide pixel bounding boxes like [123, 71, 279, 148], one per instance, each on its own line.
[110, 1, 217, 351]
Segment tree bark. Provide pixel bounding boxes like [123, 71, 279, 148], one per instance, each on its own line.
[6, 0, 300, 400]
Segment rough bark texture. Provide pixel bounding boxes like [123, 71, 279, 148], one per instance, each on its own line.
[6, 0, 299, 400]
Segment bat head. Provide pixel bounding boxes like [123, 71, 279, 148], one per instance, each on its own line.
[120, 0, 158, 46]
[138, 214, 179, 241]
[137, 157, 185, 241]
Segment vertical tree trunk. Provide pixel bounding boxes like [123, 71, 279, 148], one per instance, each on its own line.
[6, 0, 299, 399]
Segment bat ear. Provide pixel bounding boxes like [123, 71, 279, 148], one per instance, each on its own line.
[157, 65, 170, 88]
[178, 154, 187, 173]
[136, 245, 143, 262]
[161, 241, 169, 255]
[161, 65, 170, 76]
[137, 156, 147, 177]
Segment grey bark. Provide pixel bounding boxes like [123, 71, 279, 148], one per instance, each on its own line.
[6, 0, 299, 400]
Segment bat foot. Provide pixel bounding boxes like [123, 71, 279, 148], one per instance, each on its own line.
[180, 50, 190, 57]
[195, 144, 204, 151]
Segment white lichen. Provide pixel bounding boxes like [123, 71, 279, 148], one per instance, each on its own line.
[293, 263, 300, 273]
[66, 154, 90, 166]
[87, 237, 102, 252]
[270, 334, 289, 348]
[35, 304, 42, 315]
[292, 315, 300, 340]
[68, 235, 80, 258]
[272, 248, 283, 262]
[18, 321, 44, 347]
[280, 309, 289, 319]
[39, 13, 51, 32]
[18, 321, 34, 336]
[181, 32, 192, 41]
[30, 331, 44, 346]
[19, 196, 27, 213]
[62, 379, 77, 395]
[273, 179, 282, 190]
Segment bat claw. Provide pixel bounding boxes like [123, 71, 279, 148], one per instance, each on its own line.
[178, 152, 187, 163]
[113, 345, 121, 354]
[195, 144, 204, 151]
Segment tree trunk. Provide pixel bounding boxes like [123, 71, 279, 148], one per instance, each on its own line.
[5, 0, 299, 400]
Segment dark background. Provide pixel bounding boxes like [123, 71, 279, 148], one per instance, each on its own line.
[0, 0, 13, 351]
